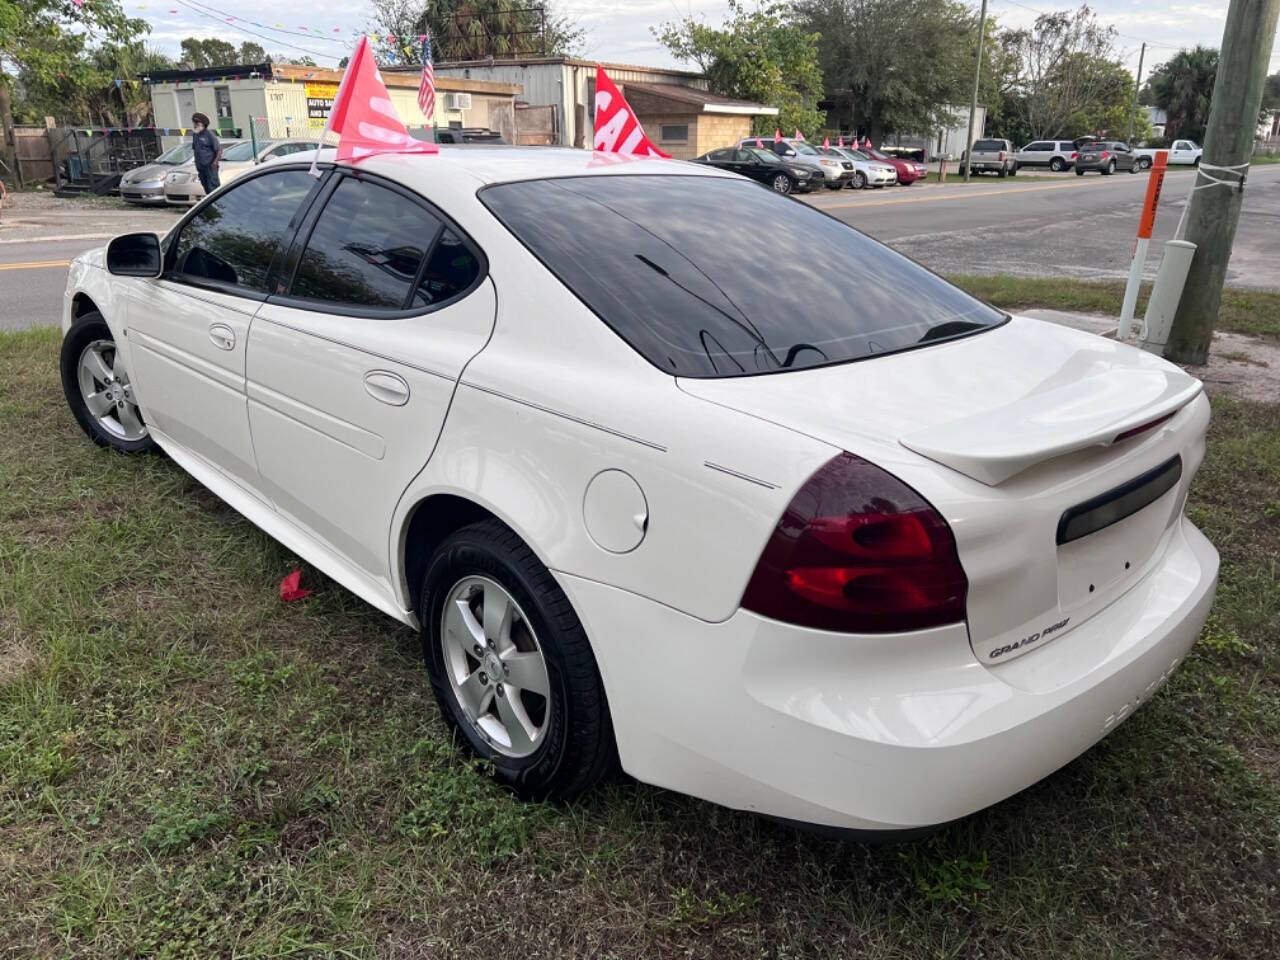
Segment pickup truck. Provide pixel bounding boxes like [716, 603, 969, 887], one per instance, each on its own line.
[1132, 139, 1202, 169]
[963, 138, 1018, 177]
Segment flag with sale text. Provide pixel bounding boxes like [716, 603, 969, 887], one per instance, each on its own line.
[593, 66, 669, 157]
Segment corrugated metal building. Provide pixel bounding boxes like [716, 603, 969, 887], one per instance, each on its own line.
[145, 63, 522, 149]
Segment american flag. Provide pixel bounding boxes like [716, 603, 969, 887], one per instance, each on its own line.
[417, 31, 435, 120]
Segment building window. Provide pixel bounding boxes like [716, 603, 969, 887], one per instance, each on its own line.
[660, 124, 689, 143]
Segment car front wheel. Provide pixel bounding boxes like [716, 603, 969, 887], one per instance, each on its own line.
[852, 172, 867, 189]
[771, 173, 792, 194]
[421, 519, 616, 800]
[60, 312, 155, 454]
[1138, 157, 1152, 170]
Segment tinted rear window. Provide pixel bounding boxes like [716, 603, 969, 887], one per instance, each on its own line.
[973, 140, 1005, 151]
[480, 175, 1004, 378]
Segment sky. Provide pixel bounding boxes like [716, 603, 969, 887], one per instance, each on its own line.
[127, 0, 1279, 80]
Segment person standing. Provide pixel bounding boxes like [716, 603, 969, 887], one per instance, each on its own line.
[190, 112, 222, 196]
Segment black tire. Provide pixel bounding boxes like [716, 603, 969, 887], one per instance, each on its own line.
[852, 171, 867, 190]
[420, 518, 616, 800]
[1010, 162, 1018, 177]
[997, 164, 1008, 178]
[1104, 159, 1116, 175]
[60, 312, 156, 454]
[770, 173, 793, 195]
[1076, 168, 1086, 176]
[824, 181, 843, 190]
[1050, 157, 1065, 172]
[1138, 157, 1152, 170]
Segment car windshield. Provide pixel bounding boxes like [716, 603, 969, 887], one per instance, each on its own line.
[790, 141, 819, 155]
[156, 143, 194, 164]
[744, 147, 780, 164]
[481, 175, 1005, 379]
[220, 141, 255, 162]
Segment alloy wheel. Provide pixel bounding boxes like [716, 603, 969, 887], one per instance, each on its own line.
[772, 173, 791, 194]
[76, 340, 147, 442]
[440, 575, 551, 759]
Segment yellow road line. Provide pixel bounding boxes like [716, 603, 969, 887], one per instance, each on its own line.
[0, 259, 71, 271]
[811, 179, 1137, 211]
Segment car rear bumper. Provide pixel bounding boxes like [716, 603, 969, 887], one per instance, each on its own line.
[562, 515, 1217, 833]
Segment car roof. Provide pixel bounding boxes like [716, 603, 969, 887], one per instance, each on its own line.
[292, 146, 737, 188]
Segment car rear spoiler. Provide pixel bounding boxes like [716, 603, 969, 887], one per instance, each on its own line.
[899, 367, 1202, 485]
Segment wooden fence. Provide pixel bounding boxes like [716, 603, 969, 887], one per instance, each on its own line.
[13, 126, 56, 186]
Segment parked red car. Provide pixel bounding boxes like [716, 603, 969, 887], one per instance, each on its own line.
[863, 147, 929, 185]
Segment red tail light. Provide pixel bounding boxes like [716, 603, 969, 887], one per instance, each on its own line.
[998, 151, 1006, 161]
[1100, 150, 1110, 160]
[1071, 151, 1078, 159]
[742, 453, 968, 633]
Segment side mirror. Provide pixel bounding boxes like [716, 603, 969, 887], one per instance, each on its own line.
[106, 233, 163, 278]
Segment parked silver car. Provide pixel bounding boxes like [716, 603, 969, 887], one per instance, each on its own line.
[118, 143, 195, 204]
[964, 138, 1018, 177]
[736, 137, 854, 189]
[1014, 140, 1078, 172]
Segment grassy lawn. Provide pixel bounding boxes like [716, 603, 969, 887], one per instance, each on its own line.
[3, 327, 1278, 958]
[948, 274, 1280, 342]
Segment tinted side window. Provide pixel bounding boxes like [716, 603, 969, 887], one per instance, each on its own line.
[172, 169, 316, 293]
[411, 229, 481, 308]
[482, 176, 1004, 378]
[706, 148, 732, 161]
[291, 177, 439, 309]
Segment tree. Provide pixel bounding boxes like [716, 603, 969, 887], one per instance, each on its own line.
[653, 1, 825, 137]
[15, 40, 172, 126]
[1004, 5, 1118, 139]
[1066, 55, 1148, 140]
[179, 37, 238, 69]
[371, 1, 583, 64]
[236, 42, 268, 65]
[1265, 71, 1280, 107]
[794, 0, 979, 142]
[1143, 46, 1219, 144]
[1, 0, 148, 174]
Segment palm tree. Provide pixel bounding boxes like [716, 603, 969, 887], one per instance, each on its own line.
[1144, 46, 1218, 144]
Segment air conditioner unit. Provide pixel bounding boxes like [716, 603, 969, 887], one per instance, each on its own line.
[443, 92, 472, 112]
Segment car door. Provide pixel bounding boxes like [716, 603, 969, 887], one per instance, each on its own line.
[1114, 142, 1135, 170]
[246, 171, 495, 586]
[1020, 141, 1046, 165]
[1171, 140, 1195, 163]
[122, 167, 322, 493]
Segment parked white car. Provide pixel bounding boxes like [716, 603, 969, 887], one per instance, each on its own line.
[163, 139, 321, 205]
[1133, 139, 1203, 169]
[60, 147, 1218, 836]
[1015, 139, 1078, 171]
[816, 145, 897, 189]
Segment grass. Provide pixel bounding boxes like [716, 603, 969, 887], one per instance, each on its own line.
[947, 274, 1280, 341]
[3, 326, 1279, 958]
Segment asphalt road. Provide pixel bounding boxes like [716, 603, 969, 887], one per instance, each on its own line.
[1, 164, 1278, 332]
[807, 164, 1280, 286]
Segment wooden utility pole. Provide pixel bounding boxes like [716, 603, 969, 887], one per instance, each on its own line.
[1164, 0, 1280, 364]
[1127, 42, 1146, 145]
[962, 0, 989, 184]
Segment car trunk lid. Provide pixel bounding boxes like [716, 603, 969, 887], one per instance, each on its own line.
[678, 316, 1206, 665]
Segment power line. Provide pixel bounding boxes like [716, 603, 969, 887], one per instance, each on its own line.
[167, 0, 348, 62]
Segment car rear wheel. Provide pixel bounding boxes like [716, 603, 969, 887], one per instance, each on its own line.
[1104, 159, 1116, 175]
[997, 164, 1008, 178]
[852, 172, 867, 189]
[1138, 157, 1152, 170]
[60, 313, 155, 454]
[420, 519, 616, 800]
[1050, 157, 1065, 172]
[771, 173, 792, 194]
[1076, 168, 1086, 176]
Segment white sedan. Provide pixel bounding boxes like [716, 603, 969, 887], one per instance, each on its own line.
[59, 147, 1218, 836]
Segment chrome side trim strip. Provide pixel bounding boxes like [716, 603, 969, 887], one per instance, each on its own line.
[703, 461, 779, 490]
[461, 381, 667, 453]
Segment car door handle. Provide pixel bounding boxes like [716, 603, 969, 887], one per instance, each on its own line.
[208, 323, 235, 351]
[364, 370, 410, 406]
